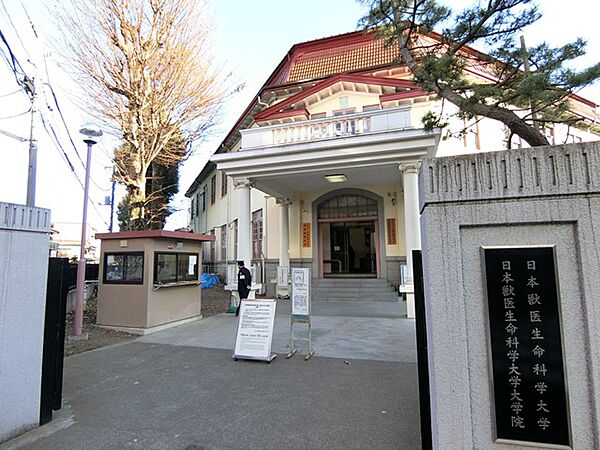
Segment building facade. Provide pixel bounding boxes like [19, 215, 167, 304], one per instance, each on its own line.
[185, 30, 599, 315]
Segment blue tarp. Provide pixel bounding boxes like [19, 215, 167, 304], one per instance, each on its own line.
[201, 273, 221, 289]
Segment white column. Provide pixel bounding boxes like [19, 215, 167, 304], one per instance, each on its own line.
[278, 199, 291, 269]
[400, 162, 421, 318]
[234, 179, 252, 267]
[276, 198, 291, 298]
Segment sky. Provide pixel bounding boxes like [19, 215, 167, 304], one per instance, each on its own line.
[1, 0, 599, 237]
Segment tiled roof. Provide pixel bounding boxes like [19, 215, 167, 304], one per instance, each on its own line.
[283, 34, 399, 84]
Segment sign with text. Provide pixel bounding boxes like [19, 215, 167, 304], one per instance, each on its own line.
[483, 246, 570, 447]
[291, 268, 310, 317]
[234, 300, 277, 361]
[277, 266, 288, 287]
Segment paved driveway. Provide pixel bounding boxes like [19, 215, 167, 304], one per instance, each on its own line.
[3, 300, 421, 450]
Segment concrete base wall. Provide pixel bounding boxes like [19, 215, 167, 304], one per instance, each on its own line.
[0, 203, 51, 443]
[420, 142, 600, 449]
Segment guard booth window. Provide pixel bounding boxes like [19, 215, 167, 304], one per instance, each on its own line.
[103, 252, 144, 284]
[154, 252, 199, 285]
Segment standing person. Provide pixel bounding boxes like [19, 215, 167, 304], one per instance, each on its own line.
[236, 260, 252, 316]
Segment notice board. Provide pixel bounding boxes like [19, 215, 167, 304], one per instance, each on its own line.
[291, 268, 310, 318]
[234, 300, 277, 361]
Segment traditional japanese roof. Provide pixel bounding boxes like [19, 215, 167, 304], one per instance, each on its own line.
[270, 30, 399, 84]
[185, 29, 599, 195]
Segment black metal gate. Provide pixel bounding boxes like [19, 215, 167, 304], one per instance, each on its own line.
[413, 250, 432, 450]
[40, 258, 70, 425]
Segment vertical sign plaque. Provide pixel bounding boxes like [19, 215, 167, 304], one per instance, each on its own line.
[291, 268, 310, 318]
[482, 246, 570, 447]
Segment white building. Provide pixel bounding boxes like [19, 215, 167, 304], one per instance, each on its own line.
[185, 30, 599, 316]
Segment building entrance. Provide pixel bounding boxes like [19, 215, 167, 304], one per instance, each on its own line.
[327, 221, 376, 277]
[317, 192, 381, 279]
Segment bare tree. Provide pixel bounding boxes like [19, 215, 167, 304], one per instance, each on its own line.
[55, 0, 229, 229]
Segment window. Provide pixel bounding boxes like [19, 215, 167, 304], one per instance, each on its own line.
[311, 112, 326, 120]
[210, 175, 216, 205]
[201, 186, 206, 212]
[252, 209, 263, 260]
[333, 108, 357, 135]
[209, 229, 216, 262]
[463, 117, 481, 150]
[318, 194, 377, 219]
[220, 224, 227, 261]
[190, 198, 196, 220]
[221, 172, 227, 197]
[103, 252, 144, 284]
[363, 104, 381, 112]
[154, 252, 199, 284]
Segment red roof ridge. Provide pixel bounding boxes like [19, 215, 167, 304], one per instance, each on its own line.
[254, 74, 418, 121]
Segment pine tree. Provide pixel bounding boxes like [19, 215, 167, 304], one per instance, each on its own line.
[359, 0, 600, 146]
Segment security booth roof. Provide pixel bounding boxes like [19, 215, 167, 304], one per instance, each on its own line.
[95, 230, 215, 242]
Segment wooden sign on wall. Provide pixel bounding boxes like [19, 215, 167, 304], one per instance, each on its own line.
[302, 223, 311, 248]
[386, 218, 397, 245]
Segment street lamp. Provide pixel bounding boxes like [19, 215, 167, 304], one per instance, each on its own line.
[73, 122, 103, 337]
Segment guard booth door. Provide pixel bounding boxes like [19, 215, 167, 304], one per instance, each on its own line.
[40, 257, 70, 425]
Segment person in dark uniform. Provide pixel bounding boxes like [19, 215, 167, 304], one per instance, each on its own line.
[236, 260, 252, 316]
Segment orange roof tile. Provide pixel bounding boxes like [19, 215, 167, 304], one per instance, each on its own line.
[283, 34, 399, 84]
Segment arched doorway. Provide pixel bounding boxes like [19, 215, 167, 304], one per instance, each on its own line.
[312, 189, 385, 278]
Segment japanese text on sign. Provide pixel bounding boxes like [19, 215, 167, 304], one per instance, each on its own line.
[483, 246, 570, 447]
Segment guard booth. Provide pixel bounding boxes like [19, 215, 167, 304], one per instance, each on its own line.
[95, 230, 215, 335]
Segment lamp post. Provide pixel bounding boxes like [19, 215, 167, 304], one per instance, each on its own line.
[73, 122, 102, 337]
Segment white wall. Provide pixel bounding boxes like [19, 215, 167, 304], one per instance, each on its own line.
[0, 203, 51, 443]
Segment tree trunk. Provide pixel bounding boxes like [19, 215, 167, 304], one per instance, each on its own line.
[128, 179, 147, 231]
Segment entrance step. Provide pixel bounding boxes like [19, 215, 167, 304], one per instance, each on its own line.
[312, 278, 399, 302]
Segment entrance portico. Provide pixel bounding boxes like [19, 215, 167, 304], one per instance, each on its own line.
[212, 115, 440, 316]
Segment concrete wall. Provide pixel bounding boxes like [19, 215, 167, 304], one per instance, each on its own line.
[0, 203, 51, 443]
[419, 142, 600, 449]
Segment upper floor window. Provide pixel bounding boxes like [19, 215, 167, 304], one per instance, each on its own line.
[221, 172, 228, 197]
[333, 107, 356, 117]
[210, 175, 216, 205]
[463, 117, 481, 150]
[363, 104, 381, 112]
[311, 112, 326, 120]
[190, 198, 196, 220]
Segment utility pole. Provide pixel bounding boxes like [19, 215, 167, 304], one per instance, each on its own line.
[520, 35, 539, 131]
[109, 167, 116, 232]
[24, 77, 37, 206]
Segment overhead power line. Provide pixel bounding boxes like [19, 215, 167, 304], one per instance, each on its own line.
[0, 105, 31, 120]
[0, 127, 27, 141]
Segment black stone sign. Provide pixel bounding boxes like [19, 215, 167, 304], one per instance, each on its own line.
[483, 246, 570, 447]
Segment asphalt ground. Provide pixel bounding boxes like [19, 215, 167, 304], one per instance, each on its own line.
[3, 301, 421, 450]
